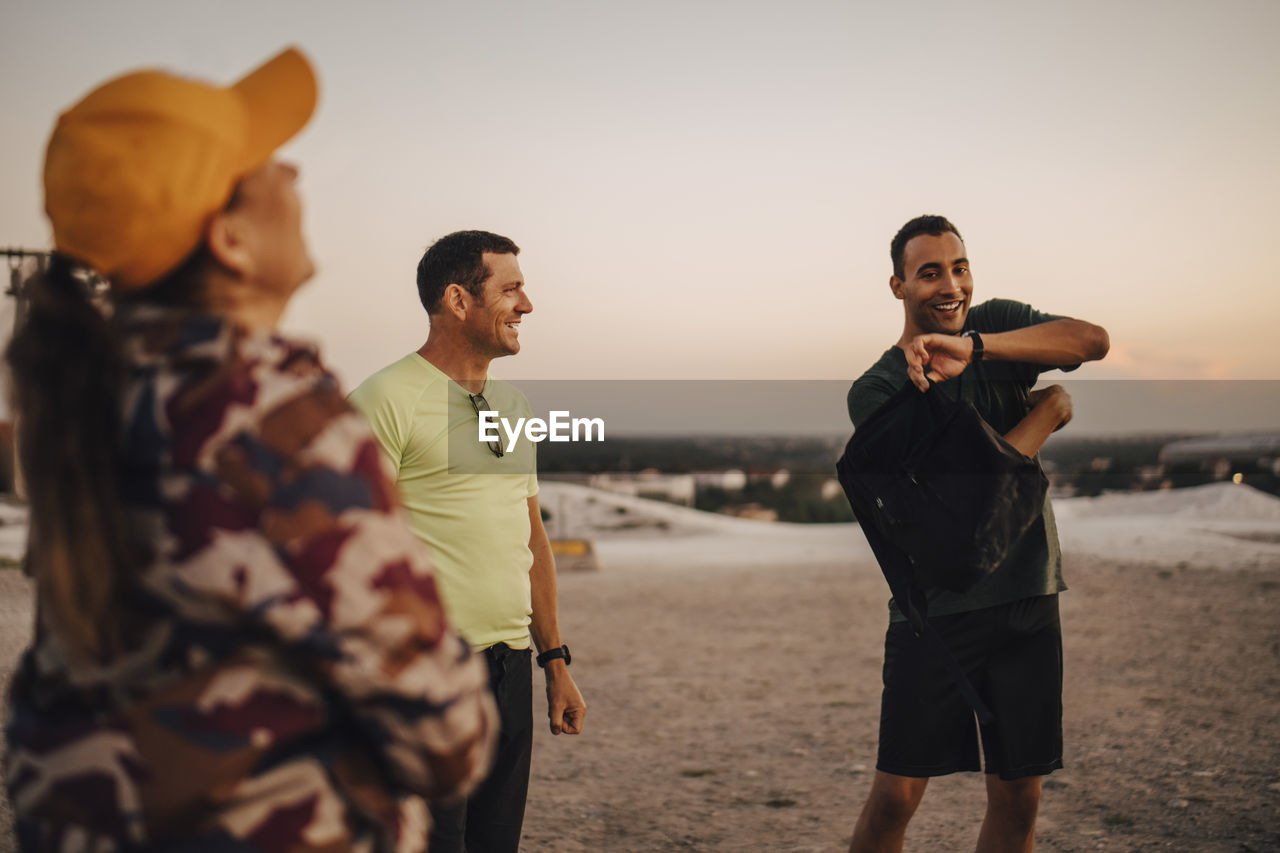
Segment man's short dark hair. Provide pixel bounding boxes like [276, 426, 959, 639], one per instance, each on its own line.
[417, 230, 521, 315]
[890, 215, 963, 280]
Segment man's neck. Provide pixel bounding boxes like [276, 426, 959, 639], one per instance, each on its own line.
[895, 323, 923, 351]
[418, 334, 492, 394]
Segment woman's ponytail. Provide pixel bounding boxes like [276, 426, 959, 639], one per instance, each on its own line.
[7, 254, 138, 661]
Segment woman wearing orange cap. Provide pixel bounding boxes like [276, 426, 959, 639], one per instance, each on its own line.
[4, 48, 495, 851]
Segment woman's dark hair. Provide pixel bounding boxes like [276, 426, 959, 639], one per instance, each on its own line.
[8, 254, 136, 659]
[6, 248, 210, 660]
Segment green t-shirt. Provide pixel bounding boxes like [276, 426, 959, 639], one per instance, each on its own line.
[846, 298, 1069, 621]
[349, 353, 539, 650]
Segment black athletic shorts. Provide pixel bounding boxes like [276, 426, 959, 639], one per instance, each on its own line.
[876, 594, 1063, 781]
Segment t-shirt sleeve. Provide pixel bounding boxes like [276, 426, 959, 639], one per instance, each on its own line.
[518, 391, 539, 498]
[527, 465, 539, 500]
[348, 375, 406, 479]
[847, 371, 903, 428]
[968, 298, 1062, 333]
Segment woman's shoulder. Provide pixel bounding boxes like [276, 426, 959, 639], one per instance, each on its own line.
[118, 306, 352, 467]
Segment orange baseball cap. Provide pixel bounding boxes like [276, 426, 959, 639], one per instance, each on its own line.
[43, 47, 318, 291]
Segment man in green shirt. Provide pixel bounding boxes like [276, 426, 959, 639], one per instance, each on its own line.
[350, 230, 586, 853]
[846, 216, 1108, 853]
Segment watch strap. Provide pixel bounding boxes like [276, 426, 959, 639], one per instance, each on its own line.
[963, 329, 984, 361]
[536, 644, 571, 668]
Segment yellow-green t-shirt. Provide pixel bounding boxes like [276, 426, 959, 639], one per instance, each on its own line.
[349, 353, 539, 650]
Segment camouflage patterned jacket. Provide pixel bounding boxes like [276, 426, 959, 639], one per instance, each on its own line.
[4, 305, 497, 852]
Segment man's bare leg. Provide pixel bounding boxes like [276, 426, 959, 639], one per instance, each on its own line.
[975, 774, 1042, 853]
[848, 771, 929, 853]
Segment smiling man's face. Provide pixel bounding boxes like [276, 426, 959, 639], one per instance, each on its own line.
[891, 230, 972, 338]
[462, 252, 533, 359]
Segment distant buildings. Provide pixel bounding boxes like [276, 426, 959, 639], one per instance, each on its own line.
[589, 468, 766, 507]
[588, 467, 798, 518]
[1158, 434, 1280, 491]
[1049, 433, 1280, 497]
[1159, 435, 1280, 471]
[692, 469, 748, 491]
[582, 465, 854, 523]
[588, 470, 697, 506]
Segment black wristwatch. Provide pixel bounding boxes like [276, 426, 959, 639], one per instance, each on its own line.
[536, 644, 571, 668]
[963, 329, 985, 361]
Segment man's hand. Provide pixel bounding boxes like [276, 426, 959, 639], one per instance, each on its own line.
[1026, 384, 1073, 432]
[904, 333, 975, 391]
[544, 665, 586, 735]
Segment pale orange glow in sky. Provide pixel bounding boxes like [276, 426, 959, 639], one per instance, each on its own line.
[2, 0, 1278, 397]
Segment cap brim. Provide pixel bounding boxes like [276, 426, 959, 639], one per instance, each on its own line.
[232, 47, 317, 173]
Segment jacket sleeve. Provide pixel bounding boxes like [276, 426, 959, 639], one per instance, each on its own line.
[190, 353, 498, 802]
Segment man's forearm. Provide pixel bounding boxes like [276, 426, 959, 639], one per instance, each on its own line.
[905, 317, 1110, 390]
[526, 495, 587, 736]
[1004, 405, 1065, 458]
[529, 541, 563, 656]
[984, 318, 1110, 367]
[1005, 385, 1073, 457]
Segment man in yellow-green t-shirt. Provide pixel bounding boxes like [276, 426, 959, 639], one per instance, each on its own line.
[349, 230, 586, 853]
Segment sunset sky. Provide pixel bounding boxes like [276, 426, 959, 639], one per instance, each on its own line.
[2, 1, 1278, 430]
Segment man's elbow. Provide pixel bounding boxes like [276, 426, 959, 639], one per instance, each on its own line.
[1064, 318, 1109, 363]
[1083, 322, 1110, 362]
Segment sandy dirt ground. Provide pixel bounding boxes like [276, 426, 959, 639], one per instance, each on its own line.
[0, 485, 1277, 851]
[515, 554, 1280, 852]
